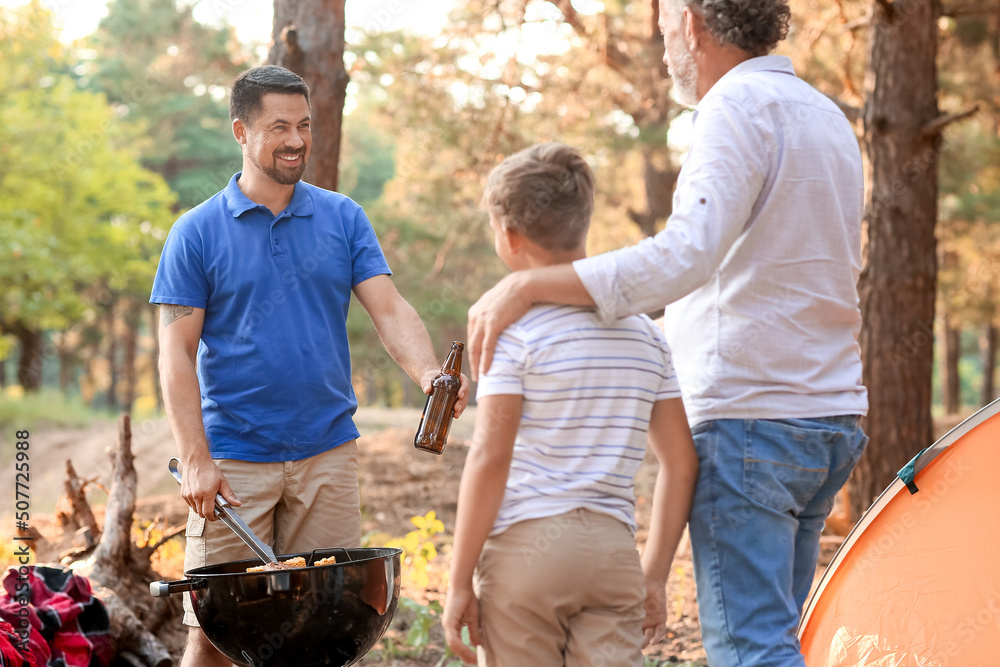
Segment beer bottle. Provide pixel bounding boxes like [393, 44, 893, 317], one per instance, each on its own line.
[414, 341, 464, 455]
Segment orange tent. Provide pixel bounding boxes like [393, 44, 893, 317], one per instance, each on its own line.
[798, 401, 1000, 666]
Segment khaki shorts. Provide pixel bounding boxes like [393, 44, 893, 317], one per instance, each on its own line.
[182, 441, 362, 626]
[474, 508, 645, 667]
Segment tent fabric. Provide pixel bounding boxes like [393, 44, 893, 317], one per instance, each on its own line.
[798, 400, 1000, 666]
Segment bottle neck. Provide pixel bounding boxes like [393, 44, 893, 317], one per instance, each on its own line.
[441, 344, 464, 376]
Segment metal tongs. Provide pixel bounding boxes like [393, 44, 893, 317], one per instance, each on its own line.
[168, 457, 279, 567]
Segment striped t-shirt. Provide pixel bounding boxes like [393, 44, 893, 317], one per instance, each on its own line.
[476, 304, 682, 536]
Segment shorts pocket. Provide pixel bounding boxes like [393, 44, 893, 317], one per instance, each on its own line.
[743, 419, 831, 516]
[186, 510, 205, 538]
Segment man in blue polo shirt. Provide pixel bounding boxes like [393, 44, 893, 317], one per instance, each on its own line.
[151, 65, 469, 667]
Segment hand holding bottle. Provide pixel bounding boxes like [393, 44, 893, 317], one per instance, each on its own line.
[414, 341, 465, 455]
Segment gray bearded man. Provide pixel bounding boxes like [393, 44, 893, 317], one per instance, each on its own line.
[466, 1, 868, 664]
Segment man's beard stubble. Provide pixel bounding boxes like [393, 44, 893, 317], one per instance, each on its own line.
[250, 148, 308, 186]
[667, 37, 699, 107]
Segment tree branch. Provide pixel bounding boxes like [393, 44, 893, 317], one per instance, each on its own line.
[842, 13, 871, 31]
[548, 0, 640, 88]
[920, 104, 980, 138]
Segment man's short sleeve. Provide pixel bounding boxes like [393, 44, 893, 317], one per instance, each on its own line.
[149, 222, 210, 308]
[475, 327, 527, 399]
[349, 206, 392, 287]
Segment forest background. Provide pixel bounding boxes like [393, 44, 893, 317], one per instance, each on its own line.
[2, 0, 1000, 521]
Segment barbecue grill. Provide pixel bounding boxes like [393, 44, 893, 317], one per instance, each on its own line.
[150, 546, 402, 667]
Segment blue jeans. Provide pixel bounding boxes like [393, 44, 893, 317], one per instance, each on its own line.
[689, 416, 868, 667]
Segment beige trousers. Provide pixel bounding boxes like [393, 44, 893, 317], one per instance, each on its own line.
[474, 508, 646, 667]
[182, 441, 362, 626]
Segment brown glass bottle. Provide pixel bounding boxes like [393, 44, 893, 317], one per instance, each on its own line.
[414, 341, 464, 455]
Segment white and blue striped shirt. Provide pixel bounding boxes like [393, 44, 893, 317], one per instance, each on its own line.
[476, 305, 681, 536]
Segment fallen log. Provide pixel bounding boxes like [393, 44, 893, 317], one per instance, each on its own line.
[69, 414, 184, 665]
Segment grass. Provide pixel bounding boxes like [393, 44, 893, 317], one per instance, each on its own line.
[0, 387, 111, 434]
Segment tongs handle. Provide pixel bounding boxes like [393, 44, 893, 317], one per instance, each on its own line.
[167, 457, 278, 566]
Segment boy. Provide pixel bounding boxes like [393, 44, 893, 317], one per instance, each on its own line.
[442, 142, 698, 666]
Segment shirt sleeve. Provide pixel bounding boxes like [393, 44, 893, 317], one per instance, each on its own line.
[149, 220, 210, 308]
[349, 205, 392, 287]
[475, 326, 528, 399]
[574, 94, 770, 323]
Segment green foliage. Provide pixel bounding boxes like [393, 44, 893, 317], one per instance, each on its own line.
[80, 0, 246, 209]
[0, 2, 175, 340]
[376, 597, 467, 666]
[398, 597, 442, 657]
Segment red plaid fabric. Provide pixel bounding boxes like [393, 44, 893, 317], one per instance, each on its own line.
[0, 619, 36, 667]
[0, 566, 112, 667]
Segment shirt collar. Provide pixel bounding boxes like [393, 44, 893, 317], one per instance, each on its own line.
[698, 55, 796, 107]
[223, 172, 315, 219]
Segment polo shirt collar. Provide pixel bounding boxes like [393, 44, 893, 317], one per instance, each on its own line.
[223, 172, 315, 219]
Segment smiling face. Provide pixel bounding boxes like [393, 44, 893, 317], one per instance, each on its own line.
[239, 93, 312, 185]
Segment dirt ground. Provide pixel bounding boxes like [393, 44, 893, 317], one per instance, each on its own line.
[7, 407, 959, 666]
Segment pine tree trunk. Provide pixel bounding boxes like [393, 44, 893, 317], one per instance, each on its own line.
[626, 0, 676, 239]
[123, 300, 140, 415]
[59, 346, 74, 392]
[943, 314, 961, 415]
[852, 0, 941, 519]
[268, 0, 348, 192]
[106, 297, 119, 410]
[12, 323, 44, 392]
[981, 323, 997, 406]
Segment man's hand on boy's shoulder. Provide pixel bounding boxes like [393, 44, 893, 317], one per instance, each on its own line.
[467, 272, 534, 381]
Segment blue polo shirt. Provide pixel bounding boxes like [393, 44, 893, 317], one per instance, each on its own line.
[150, 173, 391, 462]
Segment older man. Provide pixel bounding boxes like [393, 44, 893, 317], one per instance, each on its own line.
[466, 1, 867, 664]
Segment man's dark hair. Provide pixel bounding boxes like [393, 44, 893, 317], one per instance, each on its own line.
[673, 0, 791, 56]
[229, 66, 310, 126]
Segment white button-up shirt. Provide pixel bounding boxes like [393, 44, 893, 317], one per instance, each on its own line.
[574, 55, 868, 426]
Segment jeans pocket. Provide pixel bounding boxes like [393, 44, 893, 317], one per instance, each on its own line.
[743, 419, 831, 516]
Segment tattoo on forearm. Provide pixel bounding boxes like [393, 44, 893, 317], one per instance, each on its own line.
[161, 305, 194, 328]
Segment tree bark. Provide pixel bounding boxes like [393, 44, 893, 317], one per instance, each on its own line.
[852, 0, 941, 519]
[0, 359, 5, 389]
[123, 299, 141, 414]
[106, 296, 119, 410]
[12, 323, 44, 392]
[56, 459, 102, 540]
[981, 322, 997, 405]
[72, 413, 183, 664]
[58, 345, 75, 392]
[942, 313, 961, 415]
[268, 0, 349, 192]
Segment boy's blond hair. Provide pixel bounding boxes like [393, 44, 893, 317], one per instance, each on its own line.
[483, 142, 594, 251]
